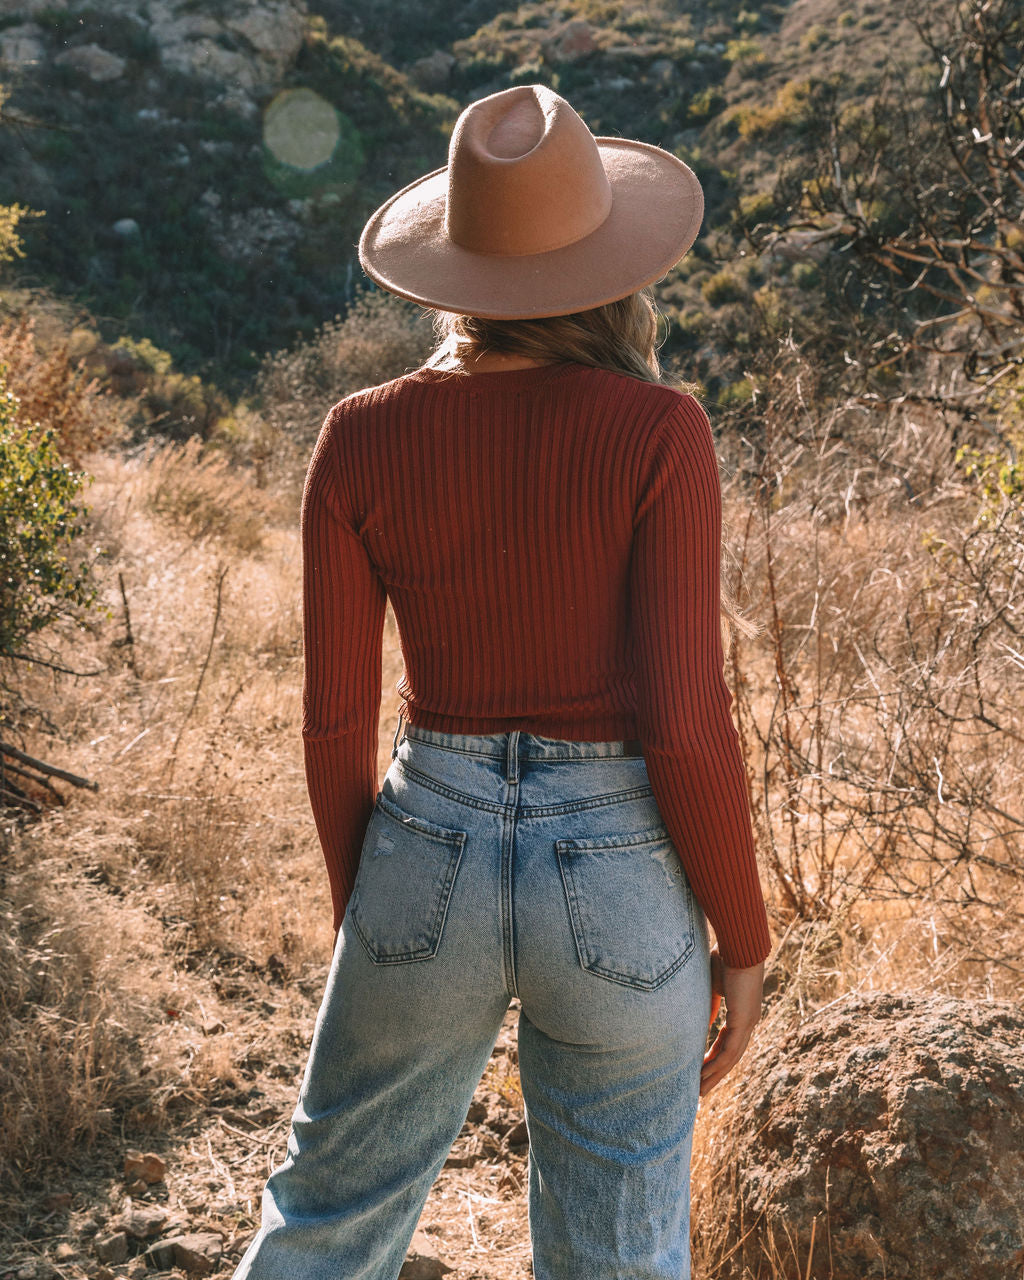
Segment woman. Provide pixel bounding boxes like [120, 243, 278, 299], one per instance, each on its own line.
[234, 84, 772, 1280]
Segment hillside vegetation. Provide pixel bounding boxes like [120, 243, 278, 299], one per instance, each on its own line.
[0, 0, 1021, 1275]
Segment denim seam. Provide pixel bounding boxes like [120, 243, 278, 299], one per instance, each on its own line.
[396, 759, 509, 814]
[501, 806, 519, 999]
[402, 735, 505, 760]
[374, 790, 468, 844]
[402, 729, 645, 762]
[554, 822, 670, 850]
[517, 785, 656, 817]
[396, 759, 655, 817]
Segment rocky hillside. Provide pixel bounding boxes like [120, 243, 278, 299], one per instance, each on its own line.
[0, 0, 924, 398]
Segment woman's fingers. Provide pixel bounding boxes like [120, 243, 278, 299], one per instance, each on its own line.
[700, 1020, 755, 1095]
[700, 955, 765, 1097]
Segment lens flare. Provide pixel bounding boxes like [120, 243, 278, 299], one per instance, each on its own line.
[263, 88, 341, 172]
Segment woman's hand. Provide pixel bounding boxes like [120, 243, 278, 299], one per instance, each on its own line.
[700, 948, 764, 1097]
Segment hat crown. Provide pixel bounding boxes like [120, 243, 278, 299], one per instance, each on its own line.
[445, 85, 613, 257]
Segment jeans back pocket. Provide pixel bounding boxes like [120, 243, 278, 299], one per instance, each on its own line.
[350, 792, 466, 964]
[555, 825, 697, 990]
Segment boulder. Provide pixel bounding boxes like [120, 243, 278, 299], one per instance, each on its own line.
[543, 20, 598, 64]
[148, 0, 307, 95]
[715, 992, 1024, 1279]
[0, 22, 44, 66]
[224, 2, 306, 70]
[54, 42, 126, 81]
[409, 50, 456, 92]
[0, 0, 66, 12]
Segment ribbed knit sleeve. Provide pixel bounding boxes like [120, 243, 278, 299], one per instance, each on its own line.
[631, 396, 772, 968]
[301, 406, 386, 936]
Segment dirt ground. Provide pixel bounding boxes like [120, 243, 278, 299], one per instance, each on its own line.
[1, 992, 532, 1280]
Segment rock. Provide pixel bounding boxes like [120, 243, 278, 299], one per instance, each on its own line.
[649, 58, 676, 82]
[400, 1229, 453, 1279]
[125, 1179, 148, 1196]
[0, 0, 65, 12]
[36, 1266, 58, 1280]
[543, 19, 597, 63]
[149, 1233, 223, 1276]
[148, 0, 307, 95]
[143, 1239, 178, 1270]
[43, 1192, 73, 1212]
[714, 993, 1024, 1280]
[226, 1230, 255, 1257]
[54, 1244, 76, 1261]
[124, 1150, 166, 1184]
[94, 1232, 129, 1265]
[224, 3, 306, 70]
[16, 1265, 36, 1280]
[504, 1117, 528, 1146]
[112, 218, 140, 237]
[116, 1203, 167, 1239]
[77, 1211, 103, 1238]
[54, 43, 126, 81]
[93, 1269, 116, 1280]
[409, 50, 456, 92]
[0, 22, 45, 66]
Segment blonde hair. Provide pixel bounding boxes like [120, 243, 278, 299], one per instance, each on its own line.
[426, 287, 681, 387]
[424, 289, 759, 646]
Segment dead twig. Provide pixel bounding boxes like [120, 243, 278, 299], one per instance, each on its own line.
[164, 563, 229, 781]
[0, 741, 98, 791]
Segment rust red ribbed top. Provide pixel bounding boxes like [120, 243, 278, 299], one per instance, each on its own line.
[301, 361, 772, 968]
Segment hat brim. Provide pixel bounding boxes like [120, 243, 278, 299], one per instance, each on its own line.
[358, 138, 704, 319]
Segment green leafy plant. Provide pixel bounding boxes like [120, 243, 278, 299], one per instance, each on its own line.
[701, 270, 745, 306]
[0, 365, 98, 661]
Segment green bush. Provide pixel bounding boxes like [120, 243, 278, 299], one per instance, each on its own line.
[688, 87, 725, 122]
[792, 261, 821, 290]
[0, 366, 98, 661]
[701, 270, 745, 306]
[718, 377, 754, 407]
[800, 24, 830, 51]
[729, 77, 820, 140]
[737, 190, 776, 228]
[725, 37, 765, 68]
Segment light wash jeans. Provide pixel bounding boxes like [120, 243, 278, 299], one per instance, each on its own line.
[233, 726, 711, 1280]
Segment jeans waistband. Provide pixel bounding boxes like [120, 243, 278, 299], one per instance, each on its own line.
[394, 719, 644, 763]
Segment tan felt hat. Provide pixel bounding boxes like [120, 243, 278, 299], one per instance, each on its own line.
[358, 84, 704, 319]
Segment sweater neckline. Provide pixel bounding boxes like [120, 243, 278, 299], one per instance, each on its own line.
[404, 362, 582, 393]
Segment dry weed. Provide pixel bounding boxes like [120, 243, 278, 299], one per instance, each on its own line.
[719, 345, 1024, 965]
[237, 291, 435, 503]
[0, 832, 174, 1194]
[0, 310, 133, 464]
[131, 435, 281, 554]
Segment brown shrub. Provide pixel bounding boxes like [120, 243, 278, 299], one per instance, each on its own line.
[0, 312, 133, 464]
